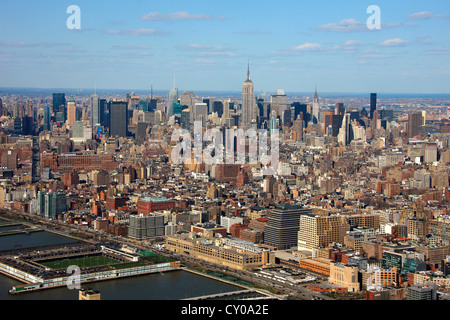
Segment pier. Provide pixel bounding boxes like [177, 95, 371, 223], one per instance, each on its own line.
[0, 241, 181, 295]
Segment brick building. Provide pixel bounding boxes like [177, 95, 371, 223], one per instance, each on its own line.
[136, 197, 176, 215]
[106, 196, 127, 210]
[40, 152, 118, 173]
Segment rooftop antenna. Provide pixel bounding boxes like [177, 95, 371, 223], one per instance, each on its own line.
[247, 60, 250, 81]
[151, 81, 153, 99]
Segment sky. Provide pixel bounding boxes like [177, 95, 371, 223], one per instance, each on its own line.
[0, 0, 449, 94]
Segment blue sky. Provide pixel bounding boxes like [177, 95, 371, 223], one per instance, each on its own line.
[0, 0, 449, 94]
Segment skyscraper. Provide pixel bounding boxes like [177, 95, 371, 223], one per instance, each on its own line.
[202, 97, 215, 114]
[43, 105, 51, 131]
[193, 102, 208, 127]
[264, 205, 312, 250]
[338, 111, 353, 146]
[167, 88, 178, 119]
[181, 109, 191, 131]
[67, 96, 76, 126]
[298, 214, 350, 251]
[312, 86, 320, 123]
[99, 98, 107, 126]
[109, 101, 128, 137]
[270, 90, 287, 119]
[335, 102, 345, 116]
[408, 112, 424, 138]
[52, 93, 65, 114]
[240, 62, 255, 130]
[180, 91, 195, 109]
[370, 93, 377, 120]
[44, 192, 67, 219]
[269, 110, 278, 134]
[223, 98, 231, 121]
[90, 94, 100, 128]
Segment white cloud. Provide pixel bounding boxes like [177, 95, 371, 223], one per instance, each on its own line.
[102, 29, 169, 36]
[179, 43, 237, 57]
[0, 41, 67, 48]
[316, 19, 366, 32]
[141, 11, 215, 21]
[194, 58, 216, 64]
[181, 43, 229, 51]
[407, 11, 433, 20]
[380, 38, 409, 47]
[407, 11, 450, 20]
[341, 40, 366, 46]
[333, 40, 367, 52]
[292, 43, 322, 51]
[198, 51, 236, 57]
[315, 19, 415, 32]
[111, 45, 151, 50]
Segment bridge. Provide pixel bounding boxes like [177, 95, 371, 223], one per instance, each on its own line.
[182, 289, 256, 300]
[182, 289, 282, 300]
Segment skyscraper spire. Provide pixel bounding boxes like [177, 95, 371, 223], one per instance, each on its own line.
[247, 60, 250, 81]
[151, 81, 153, 99]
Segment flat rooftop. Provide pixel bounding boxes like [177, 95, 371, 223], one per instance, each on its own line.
[139, 197, 171, 203]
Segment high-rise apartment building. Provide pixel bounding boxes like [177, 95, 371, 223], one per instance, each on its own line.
[44, 192, 67, 219]
[128, 213, 165, 240]
[298, 214, 351, 251]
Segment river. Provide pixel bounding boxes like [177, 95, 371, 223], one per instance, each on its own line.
[0, 229, 244, 300]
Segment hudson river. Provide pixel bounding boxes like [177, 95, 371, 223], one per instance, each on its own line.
[0, 229, 243, 300]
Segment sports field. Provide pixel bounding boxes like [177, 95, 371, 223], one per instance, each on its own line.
[40, 255, 120, 269]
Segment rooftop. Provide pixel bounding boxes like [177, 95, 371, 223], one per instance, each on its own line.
[139, 197, 171, 203]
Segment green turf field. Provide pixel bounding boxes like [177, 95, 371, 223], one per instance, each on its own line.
[40, 255, 120, 269]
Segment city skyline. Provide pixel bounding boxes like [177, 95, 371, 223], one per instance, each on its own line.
[0, 0, 449, 94]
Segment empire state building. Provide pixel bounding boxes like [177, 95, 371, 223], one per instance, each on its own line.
[240, 62, 255, 129]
